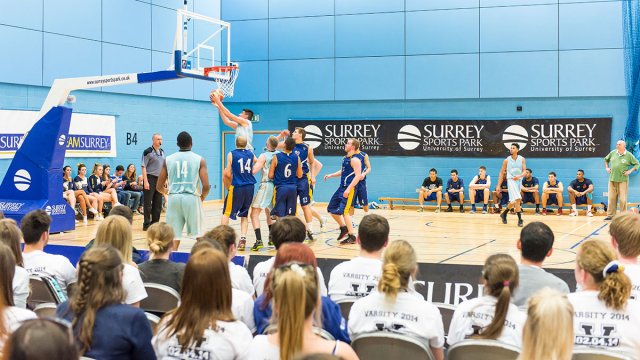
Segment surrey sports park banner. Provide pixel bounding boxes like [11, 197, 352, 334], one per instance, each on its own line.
[0, 110, 116, 159]
[289, 118, 612, 158]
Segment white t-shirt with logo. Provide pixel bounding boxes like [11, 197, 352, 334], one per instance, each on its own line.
[329, 257, 382, 303]
[153, 318, 252, 360]
[348, 289, 445, 349]
[232, 288, 256, 333]
[22, 250, 77, 292]
[123, 263, 148, 305]
[448, 295, 526, 348]
[229, 262, 255, 295]
[624, 263, 640, 301]
[13, 266, 30, 308]
[568, 291, 640, 357]
[0, 307, 37, 350]
[252, 257, 328, 298]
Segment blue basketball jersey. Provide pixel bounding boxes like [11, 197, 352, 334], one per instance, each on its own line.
[546, 180, 560, 189]
[447, 178, 464, 190]
[476, 174, 488, 185]
[274, 152, 299, 185]
[231, 149, 256, 187]
[355, 151, 368, 181]
[340, 155, 357, 187]
[293, 143, 310, 175]
[500, 180, 508, 191]
[522, 176, 539, 189]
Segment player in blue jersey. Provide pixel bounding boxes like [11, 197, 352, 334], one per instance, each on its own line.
[349, 142, 372, 220]
[520, 168, 541, 215]
[157, 131, 210, 240]
[269, 137, 303, 221]
[222, 136, 259, 250]
[444, 169, 465, 213]
[324, 138, 362, 245]
[497, 143, 527, 227]
[542, 172, 564, 216]
[468, 165, 491, 214]
[292, 127, 317, 240]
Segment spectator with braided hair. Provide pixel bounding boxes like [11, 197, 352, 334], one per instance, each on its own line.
[56, 245, 155, 359]
[569, 239, 640, 356]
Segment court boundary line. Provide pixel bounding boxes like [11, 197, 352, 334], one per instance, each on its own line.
[438, 239, 497, 264]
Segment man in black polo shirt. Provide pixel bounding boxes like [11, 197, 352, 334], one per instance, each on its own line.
[141, 133, 165, 230]
[568, 169, 594, 217]
[417, 168, 443, 213]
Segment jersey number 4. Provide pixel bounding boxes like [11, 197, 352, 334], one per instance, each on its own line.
[238, 158, 252, 174]
[175, 161, 188, 178]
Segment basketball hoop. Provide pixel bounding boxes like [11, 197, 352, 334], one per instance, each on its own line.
[204, 65, 239, 97]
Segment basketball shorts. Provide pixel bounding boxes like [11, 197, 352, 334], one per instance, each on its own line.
[522, 192, 537, 204]
[424, 191, 439, 202]
[296, 174, 313, 206]
[272, 184, 297, 217]
[327, 186, 355, 215]
[498, 192, 510, 206]
[575, 193, 590, 205]
[251, 182, 275, 209]
[222, 184, 254, 220]
[354, 181, 368, 206]
[447, 192, 461, 203]
[547, 193, 559, 206]
[474, 189, 486, 203]
[166, 193, 203, 237]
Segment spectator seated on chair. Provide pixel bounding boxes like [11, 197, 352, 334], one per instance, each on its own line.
[75, 163, 104, 221]
[205, 225, 255, 296]
[3, 318, 79, 360]
[138, 222, 185, 293]
[84, 205, 144, 264]
[113, 164, 142, 213]
[124, 163, 144, 214]
[0, 219, 29, 308]
[87, 163, 121, 210]
[608, 212, 640, 301]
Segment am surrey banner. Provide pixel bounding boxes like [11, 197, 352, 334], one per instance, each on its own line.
[0, 110, 116, 159]
[288, 118, 612, 158]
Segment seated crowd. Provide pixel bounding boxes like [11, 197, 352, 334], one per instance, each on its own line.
[417, 167, 597, 217]
[0, 209, 639, 360]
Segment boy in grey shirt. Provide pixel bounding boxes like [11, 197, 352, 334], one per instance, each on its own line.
[513, 221, 570, 309]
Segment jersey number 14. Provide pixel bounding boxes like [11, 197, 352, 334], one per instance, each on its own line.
[176, 161, 188, 178]
[238, 158, 252, 173]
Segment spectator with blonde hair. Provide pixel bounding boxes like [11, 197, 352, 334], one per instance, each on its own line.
[448, 253, 525, 347]
[63, 165, 99, 223]
[74, 163, 104, 221]
[608, 212, 640, 301]
[87, 163, 120, 208]
[349, 240, 444, 360]
[0, 219, 29, 308]
[94, 215, 147, 306]
[138, 222, 184, 293]
[518, 288, 574, 360]
[569, 239, 640, 356]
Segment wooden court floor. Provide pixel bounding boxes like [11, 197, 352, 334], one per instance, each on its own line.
[49, 200, 612, 269]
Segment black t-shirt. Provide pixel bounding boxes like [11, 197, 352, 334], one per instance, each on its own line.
[422, 177, 443, 190]
[569, 178, 593, 192]
[138, 259, 185, 293]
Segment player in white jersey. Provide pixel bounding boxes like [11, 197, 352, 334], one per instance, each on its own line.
[570, 240, 640, 357]
[608, 212, 640, 301]
[329, 214, 387, 303]
[448, 254, 526, 348]
[497, 143, 527, 227]
[157, 132, 210, 240]
[249, 136, 281, 251]
[348, 240, 444, 360]
[210, 90, 254, 150]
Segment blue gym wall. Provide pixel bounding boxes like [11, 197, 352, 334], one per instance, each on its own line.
[221, 0, 636, 205]
[0, 0, 223, 199]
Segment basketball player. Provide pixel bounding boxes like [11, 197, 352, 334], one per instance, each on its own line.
[292, 127, 316, 240]
[520, 168, 540, 214]
[270, 137, 302, 220]
[157, 131, 210, 240]
[497, 143, 526, 227]
[350, 143, 372, 217]
[248, 136, 280, 251]
[491, 170, 509, 213]
[568, 169, 594, 217]
[468, 166, 491, 214]
[210, 90, 254, 150]
[417, 168, 443, 213]
[324, 138, 362, 245]
[222, 136, 258, 250]
[444, 169, 465, 213]
[541, 172, 564, 216]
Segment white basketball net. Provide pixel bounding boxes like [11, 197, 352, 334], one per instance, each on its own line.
[212, 66, 239, 97]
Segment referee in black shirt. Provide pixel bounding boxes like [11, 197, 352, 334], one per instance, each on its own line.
[141, 133, 165, 230]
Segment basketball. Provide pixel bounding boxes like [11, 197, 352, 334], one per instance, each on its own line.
[215, 89, 224, 101]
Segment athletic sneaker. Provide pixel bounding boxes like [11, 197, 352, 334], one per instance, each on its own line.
[541, 209, 547, 216]
[435, 207, 440, 213]
[500, 211, 508, 224]
[518, 219, 523, 227]
[569, 210, 578, 217]
[340, 234, 357, 245]
[88, 207, 99, 215]
[336, 227, 349, 242]
[557, 208, 564, 216]
[587, 211, 594, 217]
[320, 216, 328, 229]
[535, 208, 541, 215]
[251, 240, 264, 251]
[417, 207, 424, 212]
[238, 237, 247, 251]
[470, 205, 476, 214]
[482, 205, 488, 214]
[82, 216, 88, 224]
[445, 207, 453, 213]
[95, 214, 104, 221]
[306, 230, 314, 242]
[459, 205, 464, 213]
[268, 240, 275, 247]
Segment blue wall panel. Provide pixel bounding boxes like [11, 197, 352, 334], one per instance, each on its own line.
[103, 0, 151, 49]
[0, 26, 43, 86]
[406, 54, 479, 99]
[559, 1, 623, 50]
[481, 5, 558, 52]
[152, 5, 180, 53]
[231, 20, 269, 61]
[406, 0, 478, 11]
[221, 0, 268, 20]
[559, 49, 625, 97]
[406, 9, 479, 55]
[480, 51, 558, 98]
[481, 0, 556, 6]
[44, 0, 101, 41]
[335, 0, 404, 15]
[269, 59, 334, 101]
[102, 43, 152, 96]
[269, 17, 334, 60]
[226, 61, 269, 103]
[0, 0, 43, 31]
[336, 57, 404, 100]
[269, 0, 333, 18]
[336, 13, 405, 57]
[42, 34, 101, 86]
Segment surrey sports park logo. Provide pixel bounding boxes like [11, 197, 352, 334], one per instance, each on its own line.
[45, 204, 67, 216]
[502, 125, 529, 151]
[397, 125, 422, 150]
[58, 134, 66, 146]
[303, 125, 323, 149]
[13, 169, 31, 191]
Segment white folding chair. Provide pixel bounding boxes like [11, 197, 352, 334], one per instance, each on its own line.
[446, 339, 520, 360]
[352, 332, 436, 360]
[572, 348, 631, 360]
